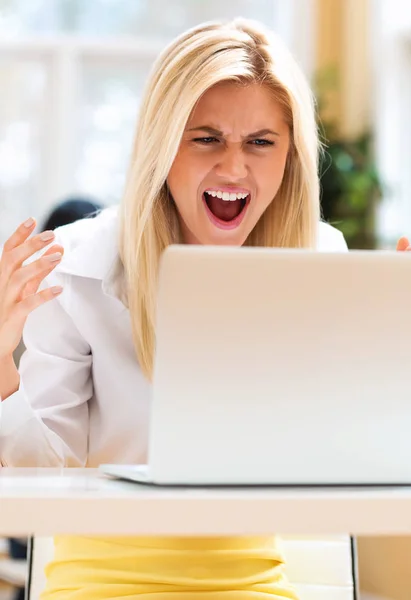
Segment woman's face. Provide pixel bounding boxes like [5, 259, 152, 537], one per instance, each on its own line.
[167, 81, 291, 246]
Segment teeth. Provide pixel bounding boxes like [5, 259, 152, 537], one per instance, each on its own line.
[205, 190, 250, 202]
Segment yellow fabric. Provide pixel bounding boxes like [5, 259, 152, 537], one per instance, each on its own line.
[41, 535, 299, 599]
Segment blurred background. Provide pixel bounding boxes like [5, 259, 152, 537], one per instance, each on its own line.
[1, 0, 409, 250]
[1, 1, 411, 600]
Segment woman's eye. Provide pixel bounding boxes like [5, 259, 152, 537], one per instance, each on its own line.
[193, 137, 218, 144]
[249, 139, 274, 147]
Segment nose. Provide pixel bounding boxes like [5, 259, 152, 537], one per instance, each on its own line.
[214, 146, 248, 181]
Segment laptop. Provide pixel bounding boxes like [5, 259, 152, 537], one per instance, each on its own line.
[101, 245, 411, 486]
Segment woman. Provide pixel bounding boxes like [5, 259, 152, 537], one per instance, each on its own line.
[0, 18, 409, 600]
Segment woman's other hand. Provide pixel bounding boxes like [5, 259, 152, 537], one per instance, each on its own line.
[396, 237, 411, 251]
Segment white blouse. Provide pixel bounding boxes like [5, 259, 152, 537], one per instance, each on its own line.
[0, 208, 348, 467]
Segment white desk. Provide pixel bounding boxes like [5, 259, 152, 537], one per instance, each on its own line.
[1, 468, 411, 536]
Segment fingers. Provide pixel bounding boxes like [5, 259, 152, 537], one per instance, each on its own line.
[12, 285, 63, 323]
[4, 229, 58, 275]
[2, 218, 36, 253]
[396, 237, 410, 251]
[21, 245, 65, 299]
[7, 246, 64, 306]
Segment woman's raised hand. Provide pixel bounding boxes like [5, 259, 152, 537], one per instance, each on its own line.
[0, 218, 64, 359]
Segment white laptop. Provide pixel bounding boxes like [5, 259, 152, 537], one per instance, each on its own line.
[101, 245, 411, 486]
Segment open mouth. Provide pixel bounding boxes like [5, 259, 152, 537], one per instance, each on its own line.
[203, 189, 250, 230]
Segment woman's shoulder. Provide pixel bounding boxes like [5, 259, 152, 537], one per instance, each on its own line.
[54, 206, 119, 281]
[317, 221, 348, 252]
[54, 206, 118, 251]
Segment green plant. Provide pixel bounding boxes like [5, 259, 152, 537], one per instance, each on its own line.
[315, 67, 383, 249]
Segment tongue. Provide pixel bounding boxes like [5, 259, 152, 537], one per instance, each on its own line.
[206, 196, 243, 222]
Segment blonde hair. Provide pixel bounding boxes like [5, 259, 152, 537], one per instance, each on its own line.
[119, 18, 321, 379]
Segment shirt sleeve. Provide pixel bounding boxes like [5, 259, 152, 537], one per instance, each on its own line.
[0, 272, 92, 467]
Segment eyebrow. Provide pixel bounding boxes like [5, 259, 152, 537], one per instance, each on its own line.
[187, 126, 280, 138]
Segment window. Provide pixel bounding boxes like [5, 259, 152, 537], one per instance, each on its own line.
[0, 56, 50, 238]
[371, 0, 411, 246]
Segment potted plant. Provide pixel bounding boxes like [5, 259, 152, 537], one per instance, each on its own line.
[315, 67, 383, 249]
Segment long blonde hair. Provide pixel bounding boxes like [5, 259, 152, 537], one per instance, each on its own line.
[119, 18, 320, 379]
